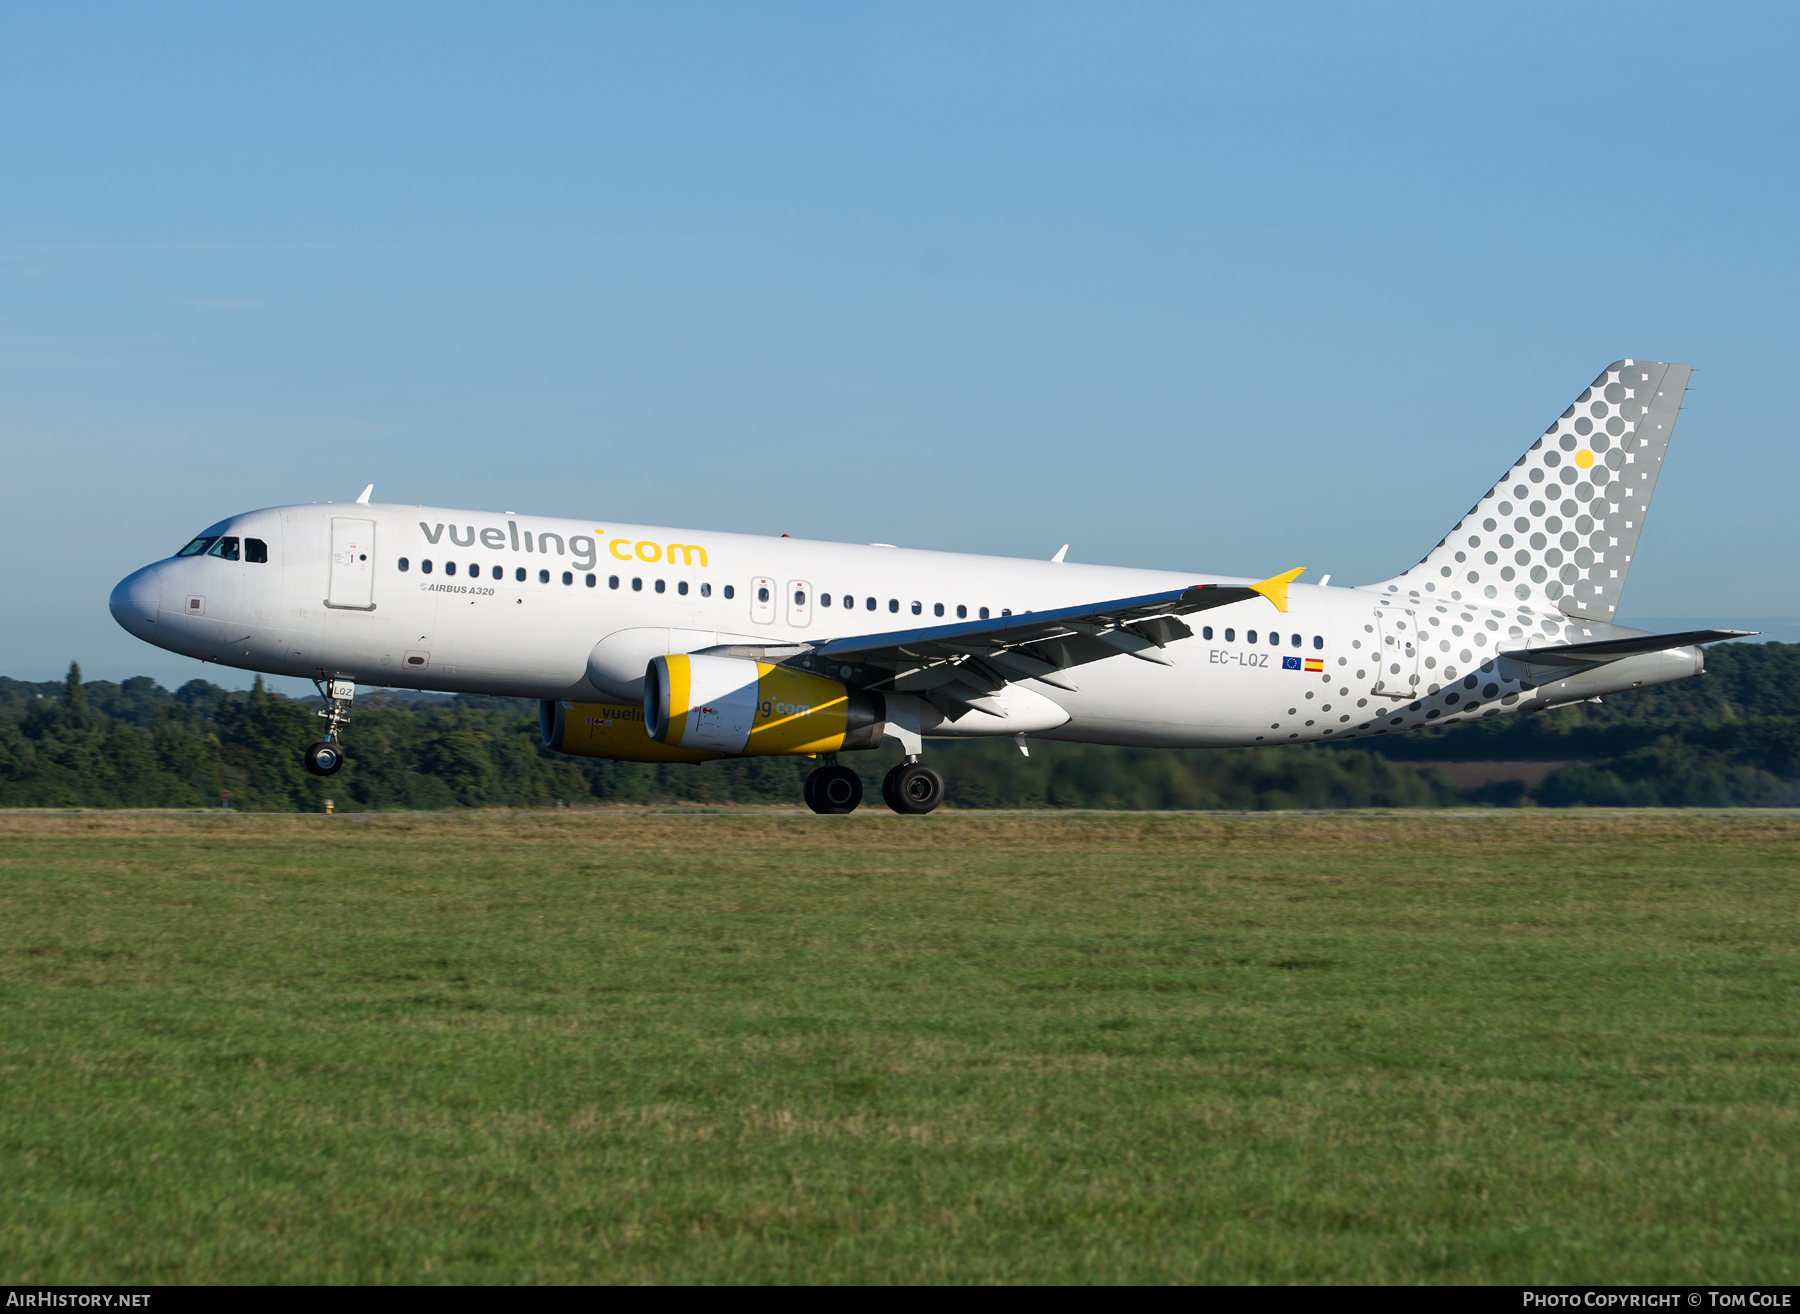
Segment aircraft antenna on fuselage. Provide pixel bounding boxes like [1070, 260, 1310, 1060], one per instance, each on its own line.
[355, 484, 373, 504]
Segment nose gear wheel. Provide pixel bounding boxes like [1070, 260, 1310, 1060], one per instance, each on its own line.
[304, 741, 344, 776]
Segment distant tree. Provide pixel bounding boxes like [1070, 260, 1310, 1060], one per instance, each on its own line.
[418, 720, 500, 805]
[63, 662, 89, 727]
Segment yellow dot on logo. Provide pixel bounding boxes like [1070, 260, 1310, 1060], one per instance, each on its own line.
[1575, 449, 1595, 469]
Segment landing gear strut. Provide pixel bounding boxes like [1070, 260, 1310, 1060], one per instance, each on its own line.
[304, 676, 354, 777]
[804, 758, 863, 814]
[882, 759, 945, 815]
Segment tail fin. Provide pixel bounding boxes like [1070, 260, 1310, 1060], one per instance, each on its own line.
[1375, 359, 1691, 620]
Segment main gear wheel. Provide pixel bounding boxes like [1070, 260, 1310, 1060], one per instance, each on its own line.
[805, 764, 863, 814]
[882, 761, 944, 814]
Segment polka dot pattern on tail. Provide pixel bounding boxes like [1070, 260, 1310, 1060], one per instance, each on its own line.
[1374, 360, 1689, 623]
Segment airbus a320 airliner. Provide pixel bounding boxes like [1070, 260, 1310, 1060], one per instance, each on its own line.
[109, 360, 1745, 814]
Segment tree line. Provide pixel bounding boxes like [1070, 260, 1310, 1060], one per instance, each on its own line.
[2, 642, 1794, 811]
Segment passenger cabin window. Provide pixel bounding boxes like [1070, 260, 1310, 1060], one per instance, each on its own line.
[866, 597, 876, 611]
[493, 565, 503, 580]
[632, 577, 642, 591]
[446, 562, 457, 576]
[585, 574, 596, 587]
[700, 583, 711, 598]
[934, 603, 944, 617]
[176, 536, 217, 557]
[517, 568, 528, 582]
[207, 537, 240, 561]
[562, 571, 573, 585]
[979, 607, 990, 619]
[821, 593, 832, 607]
[422, 560, 434, 574]
[1269, 631, 1280, 646]
[678, 581, 689, 596]
[1225, 628, 1235, 641]
[539, 569, 550, 583]
[757, 586, 770, 602]
[1002, 609, 1011, 617]
[723, 585, 735, 600]
[889, 599, 899, 613]
[245, 538, 268, 564]
[1202, 626, 1212, 640]
[398, 557, 411, 572]
[957, 605, 967, 619]
[1247, 630, 1257, 643]
[609, 575, 619, 589]
[795, 590, 806, 606]
[1313, 635, 1324, 649]
[1291, 633, 1301, 647]
[656, 579, 666, 594]
[911, 601, 921, 615]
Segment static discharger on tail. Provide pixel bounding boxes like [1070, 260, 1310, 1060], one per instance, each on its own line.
[109, 359, 1751, 814]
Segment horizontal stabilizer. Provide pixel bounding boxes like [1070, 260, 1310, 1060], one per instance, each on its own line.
[1501, 629, 1755, 668]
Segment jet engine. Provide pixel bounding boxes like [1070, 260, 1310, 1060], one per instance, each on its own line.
[540, 698, 722, 762]
[644, 654, 886, 756]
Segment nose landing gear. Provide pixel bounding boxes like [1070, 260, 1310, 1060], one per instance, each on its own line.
[304, 676, 355, 777]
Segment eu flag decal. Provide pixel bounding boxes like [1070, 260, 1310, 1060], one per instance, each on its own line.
[1281, 656, 1302, 671]
[1304, 658, 1324, 672]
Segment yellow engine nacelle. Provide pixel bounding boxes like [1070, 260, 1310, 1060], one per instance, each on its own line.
[540, 698, 722, 762]
[644, 654, 885, 757]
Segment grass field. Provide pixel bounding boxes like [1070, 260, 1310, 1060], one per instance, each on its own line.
[1, 809, 1796, 1284]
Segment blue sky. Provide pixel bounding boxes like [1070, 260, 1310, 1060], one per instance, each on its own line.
[5, 3, 1796, 693]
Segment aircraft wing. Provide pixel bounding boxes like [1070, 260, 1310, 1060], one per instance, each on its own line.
[1500, 629, 1755, 668]
[812, 568, 1302, 665]
[751, 567, 1307, 714]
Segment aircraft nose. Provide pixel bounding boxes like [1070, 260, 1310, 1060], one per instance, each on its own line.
[109, 565, 161, 638]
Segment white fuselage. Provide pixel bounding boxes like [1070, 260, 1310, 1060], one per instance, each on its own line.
[109, 501, 1701, 751]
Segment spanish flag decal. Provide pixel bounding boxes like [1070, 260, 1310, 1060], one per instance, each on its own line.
[1304, 658, 1324, 672]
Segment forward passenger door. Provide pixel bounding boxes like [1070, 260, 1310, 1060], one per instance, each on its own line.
[327, 518, 376, 610]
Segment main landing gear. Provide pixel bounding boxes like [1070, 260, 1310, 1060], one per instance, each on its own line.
[882, 760, 945, 815]
[803, 755, 945, 815]
[804, 761, 863, 814]
[303, 676, 355, 777]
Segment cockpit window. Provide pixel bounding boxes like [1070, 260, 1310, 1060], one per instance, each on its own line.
[245, 538, 268, 563]
[176, 536, 217, 557]
[206, 537, 240, 561]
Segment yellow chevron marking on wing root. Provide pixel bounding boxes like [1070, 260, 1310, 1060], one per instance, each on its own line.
[1250, 566, 1306, 613]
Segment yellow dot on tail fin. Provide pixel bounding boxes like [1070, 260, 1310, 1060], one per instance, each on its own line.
[1575, 450, 1595, 469]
